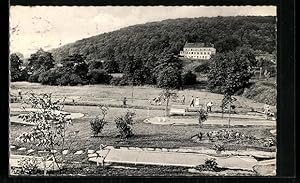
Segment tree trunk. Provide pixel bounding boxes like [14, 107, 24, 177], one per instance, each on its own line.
[165, 98, 169, 116]
[228, 100, 231, 129]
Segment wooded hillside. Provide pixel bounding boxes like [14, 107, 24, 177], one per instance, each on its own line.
[51, 16, 276, 66]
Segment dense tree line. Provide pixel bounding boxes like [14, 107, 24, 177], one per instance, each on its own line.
[10, 49, 195, 88]
[10, 49, 113, 86]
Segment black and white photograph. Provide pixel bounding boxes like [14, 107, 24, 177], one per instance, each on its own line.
[9, 5, 278, 176]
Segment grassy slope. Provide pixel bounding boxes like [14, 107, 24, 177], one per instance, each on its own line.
[243, 80, 277, 106]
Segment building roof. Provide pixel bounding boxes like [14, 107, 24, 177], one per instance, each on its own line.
[184, 42, 214, 48]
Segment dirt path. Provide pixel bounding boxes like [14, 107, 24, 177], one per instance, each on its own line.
[89, 148, 261, 171]
[145, 117, 276, 126]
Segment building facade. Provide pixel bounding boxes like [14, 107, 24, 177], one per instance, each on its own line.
[179, 42, 216, 60]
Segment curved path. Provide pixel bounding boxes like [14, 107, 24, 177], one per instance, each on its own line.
[10, 108, 84, 125]
[89, 147, 275, 172]
[144, 116, 276, 126]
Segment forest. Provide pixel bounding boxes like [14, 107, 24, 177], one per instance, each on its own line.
[51, 16, 276, 67]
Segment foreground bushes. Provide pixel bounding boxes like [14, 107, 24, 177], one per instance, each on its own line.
[115, 111, 135, 139]
[90, 106, 109, 136]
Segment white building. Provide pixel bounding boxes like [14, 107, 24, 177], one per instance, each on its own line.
[179, 42, 216, 60]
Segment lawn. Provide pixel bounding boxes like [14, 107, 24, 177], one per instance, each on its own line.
[10, 82, 274, 112]
[10, 104, 275, 152]
[10, 82, 276, 150]
[9, 82, 276, 176]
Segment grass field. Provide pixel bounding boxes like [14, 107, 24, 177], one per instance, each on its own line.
[10, 82, 274, 112]
[9, 82, 276, 176]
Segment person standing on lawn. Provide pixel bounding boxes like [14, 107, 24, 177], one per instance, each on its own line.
[263, 104, 270, 119]
[123, 97, 127, 106]
[190, 96, 195, 107]
[195, 97, 200, 106]
[17, 89, 22, 100]
[206, 101, 213, 112]
[181, 95, 185, 105]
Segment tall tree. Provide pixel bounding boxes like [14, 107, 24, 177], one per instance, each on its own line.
[10, 53, 23, 81]
[207, 47, 255, 95]
[27, 49, 55, 73]
[56, 54, 89, 85]
[158, 89, 178, 116]
[154, 53, 183, 89]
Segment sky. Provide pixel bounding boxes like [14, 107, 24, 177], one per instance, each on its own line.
[10, 6, 276, 58]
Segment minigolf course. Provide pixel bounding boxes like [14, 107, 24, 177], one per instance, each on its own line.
[10, 107, 84, 125]
[144, 114, 276, 126]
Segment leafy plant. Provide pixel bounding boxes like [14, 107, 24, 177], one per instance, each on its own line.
[16, 157, 41, 175]
[87, 69, 112, 84]
[90, 105, 109, 136]
[196, 158, 219, 172]
[16, 93, 73, 172]
[10, 53, 24, 81]
[213, 142, 225, 152]
[158, 89, 178, 116]
[198, 108, 208, 127]
[182, 70, 197, 85]
[115, 111, 135, 139]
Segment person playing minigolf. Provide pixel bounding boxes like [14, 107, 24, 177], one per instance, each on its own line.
[206, 101, 213, 112]
[190, 96, 195, 107]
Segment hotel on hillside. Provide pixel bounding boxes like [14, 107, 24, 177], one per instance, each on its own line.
[179, 42, 216, 60]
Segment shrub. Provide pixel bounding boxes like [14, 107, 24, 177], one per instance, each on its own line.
[90, 117, 108, 136]
[87, 69, 112, 84]
[16, 93, 73, 173]
[182, 70, 197, 85]
[16, 157, 41, 175]
[28, 71, 41, 83]
[115, 111, 135, 138]
[90, 106, 108, 136]
[198, 109, 208, 127]
[263, 137, 276, 147]
[213, 142, 225, 152]
[109, 77, 122, 86]
[194, 61, 210, 74]
[38, 69, 61, 85]
[19, 69, 29, 81]
[56, 73, 87, 86]
[196, 158, 219, 172]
